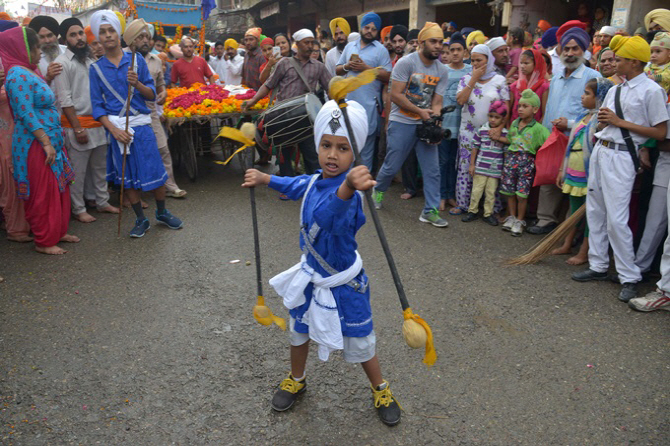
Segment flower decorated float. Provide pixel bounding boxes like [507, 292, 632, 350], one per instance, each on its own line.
[164, 83, 269, 122]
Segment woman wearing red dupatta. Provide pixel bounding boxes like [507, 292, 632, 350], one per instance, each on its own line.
[0, 26, 78, 255]
[509, 48, 550, 122]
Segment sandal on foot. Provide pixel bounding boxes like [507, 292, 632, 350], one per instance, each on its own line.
[167, 189, 187, 198]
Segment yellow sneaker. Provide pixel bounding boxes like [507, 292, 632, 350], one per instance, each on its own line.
[271, 373, 306, 411]
[371, 380, 402, 426]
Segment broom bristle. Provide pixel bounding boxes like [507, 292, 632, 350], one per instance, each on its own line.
[506, 204, 586, 265]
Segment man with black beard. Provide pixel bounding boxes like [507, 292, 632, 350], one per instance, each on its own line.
[389, 25, 408, 65]
[134, 23, 186, 198]
[336, 12, 392, 170]
[53, 18, 119, 223]
[28, 15, 64, 84]
[406, 29, 420, 54]
[528, 23, 601, 235]
[325, 17, 350, 76]
[372, 22, 449, 228]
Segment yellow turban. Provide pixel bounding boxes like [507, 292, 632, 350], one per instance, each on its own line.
[417, 22, 443, 42]
[610, 35, 651, 63]
[114, 11, 126, 33]
[329, 18, 350, 38]
[466, 30, 487, 47]
[644, 8, 670, 32]
[224, 38, 238, 50]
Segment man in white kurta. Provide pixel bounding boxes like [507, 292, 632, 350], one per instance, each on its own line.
[53, 18, 118, 222]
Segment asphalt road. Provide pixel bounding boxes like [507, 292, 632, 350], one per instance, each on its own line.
[1, 155, 668, 445]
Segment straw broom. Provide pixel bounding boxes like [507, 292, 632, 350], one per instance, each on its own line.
[506, 204, 586, 265]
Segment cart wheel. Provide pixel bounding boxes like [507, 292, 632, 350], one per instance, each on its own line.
[181, 125, 198, 182]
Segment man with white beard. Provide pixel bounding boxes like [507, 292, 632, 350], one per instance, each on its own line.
[527, 23, 601, 236]
[28, 16, 65, 84]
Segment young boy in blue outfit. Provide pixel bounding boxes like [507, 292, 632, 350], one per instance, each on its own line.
[89, 12, 183, 238]
[242, 100, 402, 426]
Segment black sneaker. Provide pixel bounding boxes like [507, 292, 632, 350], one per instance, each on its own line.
[571, 269, 609, 282]
[618, 283, 638, 303]
[461, 212, 479, 222]
[271, 374, 306, 412]
[483, 215, 499, 226]
[372, 381, 402, 426]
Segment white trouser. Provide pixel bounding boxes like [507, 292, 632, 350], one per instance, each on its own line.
[68, 144, 110, 215]
[657, 182, 670, 293]
[586, 143, 642, 284]
[158, 145, 179, 192]
[635, 184, 668, 273]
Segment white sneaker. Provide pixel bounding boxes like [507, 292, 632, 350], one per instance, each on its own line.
[511, 219, 526, 237]
[628, 290, 670, 312]
[502, 216, 516, 232]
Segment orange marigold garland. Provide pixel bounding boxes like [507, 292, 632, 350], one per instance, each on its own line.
[164, 83, 269, 118]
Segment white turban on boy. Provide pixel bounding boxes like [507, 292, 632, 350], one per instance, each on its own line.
[90, 10, 120, 40]
[313, 100, 368, 153]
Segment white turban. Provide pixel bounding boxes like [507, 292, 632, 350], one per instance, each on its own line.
[486, 36, 507, 51]
[292, 28, 315, 42]
[147, 23, 155, 38]
[599, 25, 616, 36]
[348, 32, 360, 43]
[313, 99, 368, 154]
[90, 10, 120, 40]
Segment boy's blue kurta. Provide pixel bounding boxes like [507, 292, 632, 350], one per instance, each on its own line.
[269, 171, 373, 338]
[89, 52, 167, 191]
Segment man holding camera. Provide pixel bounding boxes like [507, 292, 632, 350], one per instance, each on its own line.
[372, 22, 449, 228]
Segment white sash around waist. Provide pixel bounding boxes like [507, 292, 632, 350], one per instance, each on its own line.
[269, 251, 363, 361]
[107, 114, 152, 154]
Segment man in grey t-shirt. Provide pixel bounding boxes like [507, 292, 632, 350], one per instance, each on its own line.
[372, 23, 449, 227]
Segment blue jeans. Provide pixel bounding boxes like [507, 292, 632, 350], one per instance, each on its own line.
[376, 121, 440, 213]
[439, 138, 458, 200]
[360, 129, 379, 171]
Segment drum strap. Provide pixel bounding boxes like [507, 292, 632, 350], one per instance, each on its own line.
[288, 57, 314, 94]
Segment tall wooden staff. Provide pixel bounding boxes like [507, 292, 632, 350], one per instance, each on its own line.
[117, 48, 136, 236]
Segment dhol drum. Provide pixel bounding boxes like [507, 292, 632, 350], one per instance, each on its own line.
[259, 93, 322, 148]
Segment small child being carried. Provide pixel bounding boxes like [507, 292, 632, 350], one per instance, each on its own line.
[241, 100, 402, 426]
[646, 32, 670, 99]
[462, 100, 509, 226]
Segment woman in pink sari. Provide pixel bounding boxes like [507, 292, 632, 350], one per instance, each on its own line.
[1, 26, 78, 254]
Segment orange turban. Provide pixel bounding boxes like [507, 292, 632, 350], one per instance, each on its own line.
[381, 26, 392, 41]
[84, 25, 95, 44]
[418, 22, 443, 42]
[22, 17, 32, 26]
[245, 27, 262, 40]
[537, 20, 551, 32]
[0, 12, 11, 20]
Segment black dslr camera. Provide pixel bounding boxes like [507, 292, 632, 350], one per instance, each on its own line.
[415, 105, 457, 144]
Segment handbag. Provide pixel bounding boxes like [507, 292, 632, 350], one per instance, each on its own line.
[533, 127, 569, 187]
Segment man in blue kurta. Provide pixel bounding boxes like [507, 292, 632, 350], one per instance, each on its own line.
[88, 12, 183, 237]
[335, 11, 392, 171]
